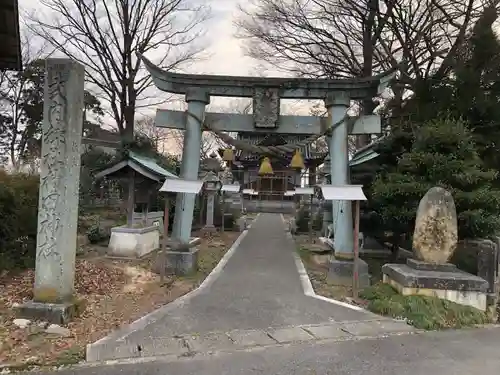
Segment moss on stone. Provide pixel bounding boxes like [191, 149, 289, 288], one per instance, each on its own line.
[360, 283, 490, 330]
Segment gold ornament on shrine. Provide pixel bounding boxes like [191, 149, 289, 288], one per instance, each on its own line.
[290, 149, 305, 169]
[222, 148, 234, 162]
[259, 157, 273, 175]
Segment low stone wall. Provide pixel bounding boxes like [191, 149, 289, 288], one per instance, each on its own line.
[133, 211, 164, 234]
[243, 200, 296, 214]
[453, 239, 499, 316]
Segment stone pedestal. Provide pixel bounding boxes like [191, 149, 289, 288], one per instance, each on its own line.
[164, 247, 200, 276]
[18, 59, 85, 324]
[382, 259, 489, 311]
[327, 257, 370, 288]
[108, 225, 160, 258]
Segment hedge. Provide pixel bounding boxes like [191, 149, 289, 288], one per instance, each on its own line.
[0, 170, 39, 271]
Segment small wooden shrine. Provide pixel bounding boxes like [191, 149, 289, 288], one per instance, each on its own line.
[217, 133, 326, 200]
[95, 151, 178, 226]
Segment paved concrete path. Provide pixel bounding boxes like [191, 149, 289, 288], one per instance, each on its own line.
[46, 326, 500, 375]
[88, 213, 409, 362]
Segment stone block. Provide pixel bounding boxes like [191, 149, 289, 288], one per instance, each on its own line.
[186, 332, 234, 352]
[302, 324, 351, 340]
[16, 301, 76, 325]
[266, 326, 314, 343]
[382, 262, 489, 311]
[164, 247, 199, 276]
[237, 216, 247, 232]
[406, 258, 457, 272]
[327, 258, 370, 288]
[340, 320, 415, 337]
[108, 225, 160, 258]
[135, 337, 187, 357]
[227, 329, 276, 347]
[133, 211, 164, 234]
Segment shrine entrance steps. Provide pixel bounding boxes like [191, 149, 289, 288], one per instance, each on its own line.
[86, 214, 414, 362]
[243, 199, 295, 214]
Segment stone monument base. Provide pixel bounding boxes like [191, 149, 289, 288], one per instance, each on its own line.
[328, 257, 370, 288]
[108, 225, 160, 258]
[201, 225, 217, 233]
[153, 237, 201, 276]
[16, 301, 77, 325]
[164, 247, 200, 276]
[236, 216, 248, 232]
[321, 236, 392, 258]
[382, 259, 489, 311]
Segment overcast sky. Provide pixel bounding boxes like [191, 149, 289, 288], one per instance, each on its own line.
[18, 0, 313, 125]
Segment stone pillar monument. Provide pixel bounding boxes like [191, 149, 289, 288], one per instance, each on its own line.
[172, 88, 210, 243]
[202, 171, 221, 232]
[18, 59, 85, 324]
[325, 93, 369, 287]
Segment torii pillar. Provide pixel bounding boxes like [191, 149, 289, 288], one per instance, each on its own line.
[325, 92, 370, 288]
[171, 88, 210, 244]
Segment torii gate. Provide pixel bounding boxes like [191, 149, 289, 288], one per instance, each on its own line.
[140, 55, 394, 276]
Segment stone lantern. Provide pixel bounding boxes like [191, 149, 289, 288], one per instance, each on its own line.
[321, 155, 333, 237]
[203, 171, 222, 231]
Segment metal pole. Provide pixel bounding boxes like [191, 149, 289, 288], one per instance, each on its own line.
[352, 199, 360, 298]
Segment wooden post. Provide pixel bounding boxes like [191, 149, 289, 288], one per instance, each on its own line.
[352, 199, 360, 298]
[126, 169, 135, 227]
[308, 194, 313, 243]
[221, 191, 225, 233]
[160, 198, 170, 284]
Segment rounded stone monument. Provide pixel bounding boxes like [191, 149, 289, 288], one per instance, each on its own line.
[383, 187, 488, 311]
[412, 186, 458, 264]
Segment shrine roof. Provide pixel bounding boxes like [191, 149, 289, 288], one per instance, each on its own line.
[349, 146, 379, 167]
[94, 151, 178, 181]
[139, 54, 396, 100]
[218, 133, 327, 162]
[0, 0, 22, 71]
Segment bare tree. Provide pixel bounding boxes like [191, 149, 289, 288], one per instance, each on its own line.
[167, 99, 255, 160]
[27, 0, 210, 142]
[237, 0, 493, 146]
[134, 115, 176, 154]
[0, 33, 50, 170]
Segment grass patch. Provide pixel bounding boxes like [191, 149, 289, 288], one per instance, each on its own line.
[48, 346, 85, 367]
[297, 246, 312, 263]
[360, 283, 490, 330]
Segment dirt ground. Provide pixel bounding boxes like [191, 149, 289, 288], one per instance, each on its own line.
[0, 230, 240, 369]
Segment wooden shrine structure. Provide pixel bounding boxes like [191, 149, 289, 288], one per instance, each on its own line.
[0, 0, 22, 71]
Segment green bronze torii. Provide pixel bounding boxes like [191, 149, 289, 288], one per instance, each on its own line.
[140, 54, 395, 284]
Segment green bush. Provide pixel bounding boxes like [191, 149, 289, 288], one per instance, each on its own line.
[295, 206, 310, 233]
[0, 170, 39, 271]
[223, 213, 236, 230]
[86, 222, 107, 244]
[370, 117, 500, 241]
